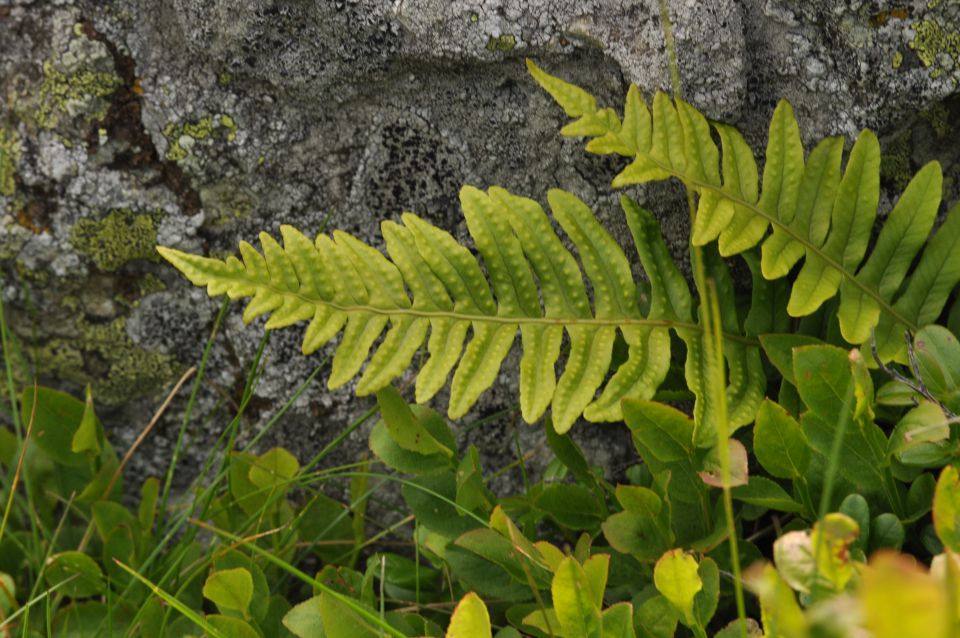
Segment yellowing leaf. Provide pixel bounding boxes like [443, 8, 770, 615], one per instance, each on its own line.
[934, 464, 960, 553]
[860, 551, 947, 638]
[203, 567, 254, 616]
[654, 549, 702, 625]
[446, 592, 492, 638]
[553, 556, 603, 638]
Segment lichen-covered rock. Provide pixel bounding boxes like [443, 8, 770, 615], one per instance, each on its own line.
[2, 0, 960, 489]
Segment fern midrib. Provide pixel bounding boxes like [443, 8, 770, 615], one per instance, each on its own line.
[233, 274, 760, 346]
[641, 155, 919, 333]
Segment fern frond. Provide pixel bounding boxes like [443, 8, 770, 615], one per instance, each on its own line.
[528, 59, 960, 363]
[159, 187, 759, 435]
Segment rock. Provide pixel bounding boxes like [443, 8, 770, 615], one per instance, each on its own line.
[2, 0, 959, 490]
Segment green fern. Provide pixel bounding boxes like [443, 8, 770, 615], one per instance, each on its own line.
[158, 186, 763, 437]
[527, 59, 960, 363]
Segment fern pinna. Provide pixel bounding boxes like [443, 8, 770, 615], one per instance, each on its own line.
[158, 187, 747, 436]
[525, 60, 960, 364]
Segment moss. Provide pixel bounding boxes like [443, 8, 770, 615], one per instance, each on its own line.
[218, 71, 233, 86]
[880, 132, 913, 192]
[36, 60, 121, 130]
[33, 316, 181, 405]
[921, 101, 951, 138]
[486, 34, 517, 52]
[136, 273, 167, 297]
[69, 209, 160, 272]
[892, 51, 904, 69]
[908, 19, 960, 79]
[0, 128, 21, 197]
[163, 114, 237, 161]
[199, 182, 254, 226]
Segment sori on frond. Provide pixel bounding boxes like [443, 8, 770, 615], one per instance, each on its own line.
[526, 59, 960, 364]
[158, 183, 766, 441]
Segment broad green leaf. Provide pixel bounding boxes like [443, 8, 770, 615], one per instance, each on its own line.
[401, 474, 480, 539]
[71, 385, 101, 455]
[693, 557, 720, 628]
[583, 554, 610, 610]
[213, 550, 271, 623]
[44, 551, 105, 598]
[731, 477, 804, 513]
[453, 528, 550, 587]
[456, 446, 495, 514]
[51, 602, 131, 638]
[318, 592, 381, 638]
[0, 571, 16, 615]
[634, 595, 680, 638]
[138, 476, 160, 534]
[545, 416, 599, 490]
[553, 557, 603, 638]
[793, 345, 854, 420]
[697, 438, 748, 488]
[758, 334, 825, 386]
[888, 401, 951, 466]
[653, 549, 702, 625]
[624, 400, 704, 505]
[753, 399, 810, 480]
[445, 544, 534, 602]
[248, 447, 299, 491]
[101, 525, 136, 586]
[534, 483, 605, 529]
[934, 464, 960, 552]
[744, 563, 807, 638]
[446, 592, 492, 638]
[368, 420, 453, 475]
[203, 567, 254, 617]
[869, 514, 905, 552]
[860, 552, 948, 638]
[907, 473, 936, 522]
[602, 511, 672, 562]
[207, 615, 260, 638]
[21, 386, 89, 468]
[623, 400, 694, 463]
[602, 602, 636, 638]
[914, 325, 960, 413]
[839, 493, 871, 553]
[283, 596, 325, 637]
[376, 385, 453, 458]
[615, 484, 662, 516]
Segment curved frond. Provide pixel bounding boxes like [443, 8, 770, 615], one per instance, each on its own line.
[529, 60, 960, 362]
[160, 188, 753, 434]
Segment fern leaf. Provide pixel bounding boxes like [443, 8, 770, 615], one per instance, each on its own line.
[529, 60, 955, 360]
[679, 249, 764, 446]
[871, 202, 960, 361]
[760, 136, 842, 279]
[788, 130, 880, 316]
[160, 187, 728, 432]
[838, 161, 942, 344]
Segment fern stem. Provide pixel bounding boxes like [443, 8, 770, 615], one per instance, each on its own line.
[207, 277, 760, 346]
